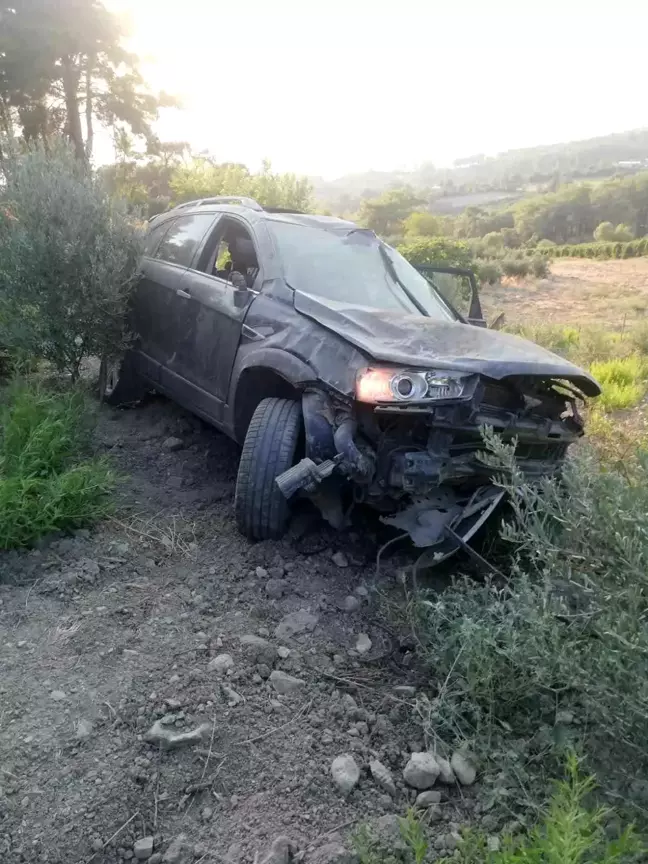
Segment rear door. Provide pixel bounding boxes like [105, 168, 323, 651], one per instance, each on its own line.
[160, 214, 261, 417]
[134, 212, 218, 381]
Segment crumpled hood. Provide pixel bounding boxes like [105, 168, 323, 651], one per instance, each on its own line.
[294, 292, 601, 396]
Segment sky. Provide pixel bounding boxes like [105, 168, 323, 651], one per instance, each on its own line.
[106, 0, 648, 179]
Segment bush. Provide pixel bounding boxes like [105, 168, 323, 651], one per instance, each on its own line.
[475, 260, 503, 285]
[530, 254, 550, 278]
[536, 238, 556, 248]
[446, 756, 645, 864]
[0, 381, 115, 548]
[590, 355, 646, 410]
[398, 237, 473, 269]
[501, 257, 530, 279]
[0, 139, 143, 381]
[593, 221, 616, 242]
[414, 434, 648, 826]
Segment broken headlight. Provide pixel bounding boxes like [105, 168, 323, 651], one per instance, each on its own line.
[356, 367, 472, 403]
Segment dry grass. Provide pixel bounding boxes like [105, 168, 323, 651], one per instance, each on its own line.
[482, 257, 648, 329]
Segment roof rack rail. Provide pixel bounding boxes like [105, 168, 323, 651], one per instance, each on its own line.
[174, 196, 264, 212]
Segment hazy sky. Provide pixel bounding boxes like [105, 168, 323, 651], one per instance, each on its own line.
[107, 0, 648, 178]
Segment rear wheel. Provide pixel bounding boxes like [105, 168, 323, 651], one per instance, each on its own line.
[235, 397, 302, 540]
[99, 354, 146, 406]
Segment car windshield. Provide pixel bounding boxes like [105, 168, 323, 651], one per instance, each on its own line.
[268, 220, 456, 321]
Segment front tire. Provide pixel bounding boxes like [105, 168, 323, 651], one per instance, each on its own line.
[99, 353, 146, 406]
[235, 397, 302, 540]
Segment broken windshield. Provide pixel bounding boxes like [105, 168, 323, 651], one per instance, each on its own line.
[268, 220, 456, 321]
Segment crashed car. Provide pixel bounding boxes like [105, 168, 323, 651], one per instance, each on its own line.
[107, 195, 601, 554]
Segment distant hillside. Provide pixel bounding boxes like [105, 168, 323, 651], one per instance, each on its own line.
[314, 128, 648, 213]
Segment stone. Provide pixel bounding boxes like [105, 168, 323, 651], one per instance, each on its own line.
[50, 690, 66, 701]
[370, 759, 396, 797]
[355, 586, 368, 597]
[355, 633, 372, 654]
[149, 856, 162, 864]
[240, 634, 277, 666]
[259, 836, 296, 864]
[163, 834, 191, 863]
[437, 757, 456, 784]
[269, 670, 306, 695]
[266, 578, 288, 599]
[277, 646, 291, 659]
[274, 610, 319, 640]
[309, 842, 355, 864]
[144, 720, 211, 750]
[162, 436, 184, 452]
[416, 790, 442, 807]
[451, 751, 477, 786]
[256, 566, 269, 579]
[342, 596, 360, 613]
[222, 685, 242, 706]
[134, 837, 154, 860]
[331, 754, 360, 794]
[403, 752, 440, 790]
[76, 718, 94, 740]
[332, 551, 349, 568]
[208, 653, 234, 674]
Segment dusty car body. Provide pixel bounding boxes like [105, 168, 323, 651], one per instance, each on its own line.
[113, 196, 600, 552]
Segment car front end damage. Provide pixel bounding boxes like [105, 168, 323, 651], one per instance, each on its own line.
[275, 366, 589, 559]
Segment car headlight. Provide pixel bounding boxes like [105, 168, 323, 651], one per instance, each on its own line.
[356, 367, 472, 403]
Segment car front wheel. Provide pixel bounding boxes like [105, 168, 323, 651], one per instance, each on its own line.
[235, 397, 302, 540]
[99, 353, 146, 406]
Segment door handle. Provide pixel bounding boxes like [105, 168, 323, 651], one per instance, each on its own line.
[176, 289, 191, 299]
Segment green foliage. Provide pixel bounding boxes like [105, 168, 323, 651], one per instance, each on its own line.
[357, 187, 424, 236]
[398, 810, 428, 864]
[0, 139, 143, 380]
[536, 238, 556, 248]
[413, 434, 648, 825]
[475, 260, 503, 285]
[593, 221, 616, 242]
[539, 238, 648, 259]
[0, 381, 115, 549]
[403, 211, 447, 238]
[590, 356, 646, 410]
[169, 157, 313, 212]
[398, 237, 473, 268]
[500, 257, 530, 279]
[446, 756, 646, 864]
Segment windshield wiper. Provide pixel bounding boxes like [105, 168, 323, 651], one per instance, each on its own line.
[378, 244, 429, 317]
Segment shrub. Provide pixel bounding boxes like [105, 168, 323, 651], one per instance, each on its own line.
[593, 220, 616, 242]
[446, 756, 645, 864]
[0, 139, 143, 381]
[0, 381, 115, 549]
[536, 238, 556, 248]
[413, 434, 648, 826]
[501, 257, 530, 279]
[398, 237, 473, 269]
[475, 260, 503, 285]
[530, 254, 550, 278]
[590, 355, 646, 410]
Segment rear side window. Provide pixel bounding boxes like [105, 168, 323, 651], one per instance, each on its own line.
[155, 214, 215, 267]
[143, 219, 172, 257]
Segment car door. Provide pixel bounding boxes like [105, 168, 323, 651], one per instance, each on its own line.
[133, 212, 218, 382]
[414, 264, 486, 326]
[159, 214, 260, 421]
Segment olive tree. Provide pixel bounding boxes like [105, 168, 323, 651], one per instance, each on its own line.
[0, 139, 143, 380]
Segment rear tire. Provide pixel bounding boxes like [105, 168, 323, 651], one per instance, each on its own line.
[235, 397, 302, 540]
[99, 353, 146, 406]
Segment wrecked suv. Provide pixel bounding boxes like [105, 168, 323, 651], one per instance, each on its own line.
[108, 196, 601, 553]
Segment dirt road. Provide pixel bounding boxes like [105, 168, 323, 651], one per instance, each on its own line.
[0, 397, 470, 864]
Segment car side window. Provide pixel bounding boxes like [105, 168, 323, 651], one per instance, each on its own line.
[143, 219, 173, 257]
[155, 214, 216, 268]
[199, 217, 260, 289]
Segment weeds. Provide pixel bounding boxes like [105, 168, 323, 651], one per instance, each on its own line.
[0, 381, 115, 549]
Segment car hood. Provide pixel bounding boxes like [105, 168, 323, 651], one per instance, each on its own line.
[294, 292, 601, 396]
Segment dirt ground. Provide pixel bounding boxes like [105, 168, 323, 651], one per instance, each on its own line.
[482, 257, 648, 328]
[0, 397, 476, 864]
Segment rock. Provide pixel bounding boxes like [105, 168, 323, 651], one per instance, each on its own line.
[226, 843, 243, 864]
[355, 586, 368, 597]
[50, 690, 66, 701]
[91, 838, 104, 852]
[162, 436, 184, 452]
[274, 610, 319, 640]
[370, 759, 396, 797]
[256, 566, 269, 579]
[76, 718, 94, 740]
[331, 754, 360, 794]
[266, 578, 288, 599]
[269, 670, 306, 695]
[403, 752, 440, 790]
[416, 790, 442, 807]
[332, 551, 349, 568]
[240, 634, 276, 666]
[342, 596, 360, 613]
[144, 720, 211, 750]
[149, 856, 162, 864]
[451, 751, 477, 786]
[208, 653, 234, 674]
[277, 646, 291, 659]
[374, 815, 407, 852]
[393, 685, 416, 697]
[355, 634, 372, 654]
[163, 834, 191, 863]
[437, 757, 456, 784]
[309, 842, 355, 864]
[222, 685, 242, 706]
[134, 837, 154, 860]
[259, 836, 296, 864]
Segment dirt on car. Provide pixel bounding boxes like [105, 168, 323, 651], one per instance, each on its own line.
[0, 398, 477, 864]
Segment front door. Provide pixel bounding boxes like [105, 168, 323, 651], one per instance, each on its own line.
[414, 265, 485, 326]
[160, 215, 261, 420]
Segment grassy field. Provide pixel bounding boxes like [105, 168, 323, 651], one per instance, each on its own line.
[482, 257, 648, 329]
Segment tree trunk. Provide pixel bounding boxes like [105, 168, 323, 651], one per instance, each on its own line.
[85, 53, 95, 159]
[61, 55, 86, 161]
